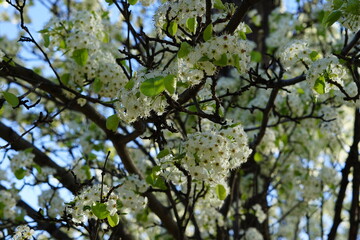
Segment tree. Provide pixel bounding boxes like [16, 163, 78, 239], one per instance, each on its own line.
[0, 0, 359, 239]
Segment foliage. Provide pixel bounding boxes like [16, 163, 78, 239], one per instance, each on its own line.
[0, 0, 359, 239]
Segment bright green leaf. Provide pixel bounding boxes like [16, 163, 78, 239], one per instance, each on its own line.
[103, 32, 110, 43]
[3, 91, 19, 107]
[14, 168, 27, 180]
[233, 54, 241, 71]
[61, 73, 71, 85]
[106, 114, 120, 132]
[168, 21, 178, 36]
[157, 149, 170, 158]
[309, 51, 320, 61]
[323, 10, 342, 27]
[92, 202, 110, 219]
[186, 18, 196, 34]
[178, 42, 192, 58]
[107, 213, 120, 227]
[163, 75, 177, 94]
[93, 78, 103, 93]
[254, 152, 263, 162]
[297, 88, 305, 94]
[244, 24, 253, 34]
[314, 76, 326, 94]
[251, 51, 262, 63]
[125, 79, 135, 90]
[72, 48, 88, 66]
[43, 34, 50, 48]
[140, 76, 165, 97]
[128, 0, 138, 5]
[203, 24, 213, 41]
[215, 184, 227, 200]
[213, 0, 226, 10]
[105, 0, 114, 5]
[81, 165, 92, 180]
[239, 31, 247, 40]
[214, 53, 228, 67]
[2, 56, 16, 67]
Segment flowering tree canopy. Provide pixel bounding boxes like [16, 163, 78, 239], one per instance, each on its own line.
[0, 0, 359, 239]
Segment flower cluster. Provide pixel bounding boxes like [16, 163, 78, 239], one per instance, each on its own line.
[154, 0, 206, 37]
[68, 184, 119, 223]
[266, 10, 294, 48]
[0, 190, 16, 220]
[139, 0, 155, 6]
[10, 150, 35, 178]
[116, 70, 170, 123]
[243, 227, 263, 240]
[163, 124, 251, 185]
[306, 56, 346, 95]
[279, 40, 312, 70]
[13, 225, 34, 240]
[182, 35, 254, 77]
[44, 11, 127, 99]
[118, 175, 148, 213]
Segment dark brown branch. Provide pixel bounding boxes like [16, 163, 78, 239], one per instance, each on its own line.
[221, 0, 262, 35]
[328, 108, 360, 240]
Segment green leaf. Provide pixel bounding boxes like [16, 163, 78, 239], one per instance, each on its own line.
[2, 56, 16, 67]
[81, 165, 92, 180]
[43, 34, 50, 48]
[3, 91, 19, 107]
[297, 88, 305, 94]
[213, 0, 226, 10]
[140, 76, 165, 97]
[215, 184, 227, 200]
[128, 0, 138, 4]
[238, 31, 247, 40]
[186, 18, 196, 34]
[254, 152, 263, 162]
[106, 114, 120, 132]
[93, 78, 103, 93]
[14, 168, 27, 180]
[251, 51, 262, 63]
[314, 76, 326, 94]
[61, 73, 70, 85]
[107, 213, 120, 227]
[157, 149, 170, 158]
[124, 79, 135, 90]
[32, 164, 42, 174]
[309, 51, 320, 61]
[332, 0, 344, 9]
[244, 24, 253, 34]
[163, 75, 177, 94]
[168, 21, 178, 36]
[146, 167, 167, 190]
[72, 48, 88, 66]
[105, 0, 114, 5]
[178, 42, 192, 58]
[0, 202, 5, 219]
[345, 0, 360, 15]
[214, 53, 228, 67]
[92, 202, 110, 219]
[59, 39, 66, 49]
[323, 10, 342, 27]
[203, 24, 213, 41]
[103, 32, 110, 43]
[233, 54, 241, 71]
